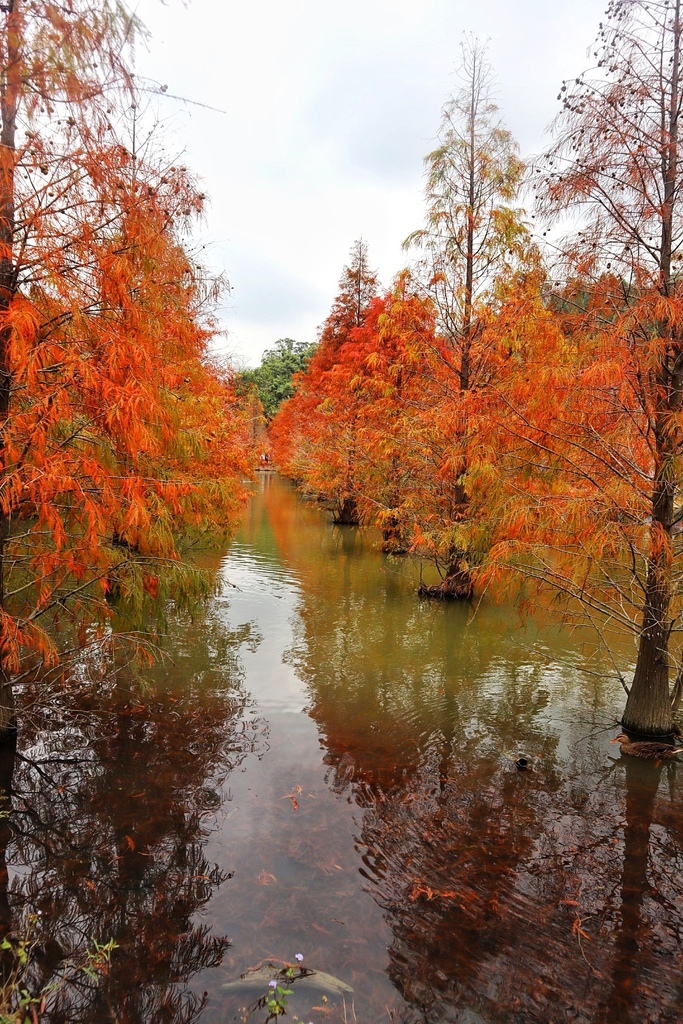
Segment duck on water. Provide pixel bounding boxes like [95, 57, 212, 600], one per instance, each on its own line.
[610, 733, 683, 762]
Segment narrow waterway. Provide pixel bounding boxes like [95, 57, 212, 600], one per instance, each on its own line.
[5, 474, 683, 1024]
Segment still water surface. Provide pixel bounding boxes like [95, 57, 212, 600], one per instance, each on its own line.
[6, 474, 683, 1024]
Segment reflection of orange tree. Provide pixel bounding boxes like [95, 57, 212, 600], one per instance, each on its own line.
[318, 704, 683, 1022]
[4, 626, 261, 1024]
[239, 471, 312, 565]
[590, 759, 683, 1024]
[307, 669, 565, 1021]
[241, 477, 683, 1020]
[279, 527, 683, 1021]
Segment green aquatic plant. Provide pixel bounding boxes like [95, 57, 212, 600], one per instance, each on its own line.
[263, 954, 309, 1021]
[224, 952, 355, 1023]
[265, 972, 295, 1019]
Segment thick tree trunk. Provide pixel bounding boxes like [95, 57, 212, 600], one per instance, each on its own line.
[622, 579, 675, 736]
[624, 34, 682, 733]
[623, 0, 683, 737]
[623, 402, 679, 735]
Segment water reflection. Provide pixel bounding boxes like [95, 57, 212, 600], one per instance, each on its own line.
[592, 759, 683, 1024]
[321, 705, 683, 1023]
[2, 475, 682, 1024]
[256, 477, 683, 1024]
[4, 607, 261, 1024]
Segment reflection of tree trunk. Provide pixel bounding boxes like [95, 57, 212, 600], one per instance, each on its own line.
[435, 691, 457, 818]
[0, 725, 17, 991]
[595, 759, 659, 1024]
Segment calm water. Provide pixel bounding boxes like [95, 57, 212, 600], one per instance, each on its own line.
[3, 473, 683, 1024]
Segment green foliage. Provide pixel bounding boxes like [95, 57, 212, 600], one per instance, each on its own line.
[0, 918, 117, 1024]
[241, 339, 316, 421]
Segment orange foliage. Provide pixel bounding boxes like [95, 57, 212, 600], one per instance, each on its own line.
[270, 273, 440, 542]
[272, 1, 683, 734]
[0, 3, 250, 678]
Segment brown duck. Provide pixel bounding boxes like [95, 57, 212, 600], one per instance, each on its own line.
[610, 733, 683, 762]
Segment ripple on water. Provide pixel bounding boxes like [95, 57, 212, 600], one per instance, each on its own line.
[220, 543, 302, 598]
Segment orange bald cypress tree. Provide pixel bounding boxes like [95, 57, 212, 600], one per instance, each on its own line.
[270, 240, 378, 524]
[401, 37, 532, 597]
[338, 275, 439, 554]
[469, 0, 683, 736]
[0, 3, 249, 731]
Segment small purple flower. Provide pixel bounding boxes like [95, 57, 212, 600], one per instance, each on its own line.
[268, 980, 277, 989]
[295, 953, 304, 963]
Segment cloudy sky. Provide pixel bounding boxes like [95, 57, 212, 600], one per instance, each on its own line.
[132, 0, 608, 368]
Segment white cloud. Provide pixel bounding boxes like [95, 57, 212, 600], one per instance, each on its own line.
[132, 0, 608, 366]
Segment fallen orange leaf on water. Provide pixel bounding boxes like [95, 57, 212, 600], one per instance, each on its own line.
[257, 871, 277, 886]
[282, 785, 303, 811]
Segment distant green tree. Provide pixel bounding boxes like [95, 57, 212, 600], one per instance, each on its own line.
[241, 338, 317, 421]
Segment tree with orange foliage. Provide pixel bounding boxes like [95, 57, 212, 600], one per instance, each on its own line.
[471, 0, 683, 736]
[316, 238, 378, 369]
[269, 239, 378, 525]
[404, 36, 526, 393]
[0, 3, 249, 735]
[349, 276, 438, 554]
[402, 37, 532, 597]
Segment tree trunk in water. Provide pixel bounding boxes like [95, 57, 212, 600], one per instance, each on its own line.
[418, 559, 473, 601]
[622, 608, 675, 737]
[622, 352, 681, 737]
[623, 518, 676, 737]
[623, 9, 683, 738]
[619, 567, 677, 743]
[333, 497, 359, 525]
